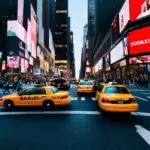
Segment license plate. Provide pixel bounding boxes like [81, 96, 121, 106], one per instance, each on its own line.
[118, 101, 123, 104]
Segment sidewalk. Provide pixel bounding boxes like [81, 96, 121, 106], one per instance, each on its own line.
[125, 84, 150, 90]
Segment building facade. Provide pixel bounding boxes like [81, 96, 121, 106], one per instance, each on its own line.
[54, 0, 69, 77]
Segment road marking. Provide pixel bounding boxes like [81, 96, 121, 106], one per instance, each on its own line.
[0, 111, 101, 116]
[92, 98, 96, 101]
[135, 96, 148, 102]
[71, 97, 78, 101]
[147, 96, 150, 99]
[142, 92, 148, 94]
[135, 125, 150, 146]
[81, 97, 85, 101]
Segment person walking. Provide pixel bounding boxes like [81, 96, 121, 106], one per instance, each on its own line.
[17, 79, 23, 93]
[3, 80, 10, 94]
[12, 80, 18, 92]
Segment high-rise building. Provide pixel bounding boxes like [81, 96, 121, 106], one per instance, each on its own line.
[54, 0, 69, 77]
[69, 31, 75, 78]
[88, 0, 95, 66]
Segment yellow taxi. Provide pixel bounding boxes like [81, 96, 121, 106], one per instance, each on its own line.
[77, 80, 95, 94]
[0, 86, 71, 109]
[96, 83, 138, 113]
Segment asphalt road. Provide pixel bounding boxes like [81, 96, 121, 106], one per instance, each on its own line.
[0, 84, 150, 150]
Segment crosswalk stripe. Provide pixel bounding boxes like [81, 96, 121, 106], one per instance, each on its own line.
[135, 96, 148, 102]
[71, 97, 78, 101]
[147, 96, 150, 99]
[81, 97, 85, 101]
[142, 92, 148, 94]
[92, 98, 96, 101]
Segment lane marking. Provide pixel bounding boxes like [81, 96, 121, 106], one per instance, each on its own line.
[147, 96, 150, 99]
[81, 97, 85, 101]
[0, 111, 101, 116]
[92, 98, 96, 101]
[71, 97, 78, 101]
[135, 125, 150, 146]
[142, 92, 148, 95]
[135, 96, 148, 102]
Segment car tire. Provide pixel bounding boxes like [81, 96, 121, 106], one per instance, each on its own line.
[43, 100, 55, 110]
[4, 100, 14, 110]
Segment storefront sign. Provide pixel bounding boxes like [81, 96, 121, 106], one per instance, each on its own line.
[130, 0, 150, 21]
[128, 26, 150, 54]
[110, 41, 124, 64]
[129, 55, 150, 64]
[105, 66, 111, 71]
[120, 59, 126, 67]
[119, 0, 130, 33]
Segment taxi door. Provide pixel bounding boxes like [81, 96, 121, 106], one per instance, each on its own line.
[18, 88, 46, 106]
[96, 85, 104, 100]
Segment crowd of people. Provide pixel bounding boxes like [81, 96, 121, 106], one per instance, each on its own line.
[134, 75, 149, 88]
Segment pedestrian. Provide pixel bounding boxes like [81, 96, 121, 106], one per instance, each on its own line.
[17, 79, 23, 93]
[3, 80, 10, 94]
[12, 80, 18, 92]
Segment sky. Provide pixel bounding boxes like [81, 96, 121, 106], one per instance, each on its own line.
[69, 0, 87, 79]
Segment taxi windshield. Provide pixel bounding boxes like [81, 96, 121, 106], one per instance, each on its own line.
[50, 87, 59, 94]
[104, 86, 129, 94]
[80, 81, 93, 85]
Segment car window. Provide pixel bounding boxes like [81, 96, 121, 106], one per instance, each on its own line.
[50, 87, 59, 94]
[33, 88, 46, 95]
[104, 86, 129, 94]
[21, 88, 34, 95]
[80, 81, 93, 85]
[97, 85, 104, 92]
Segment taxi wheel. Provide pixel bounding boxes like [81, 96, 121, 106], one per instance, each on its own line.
[43, 100, 55, 110]
[4, 100, 14, 110]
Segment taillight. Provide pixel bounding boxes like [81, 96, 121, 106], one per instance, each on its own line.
[0, 98, 3, 101]
[77, 86, 81, 90]
[102, 97, 109, 103]
[131, 97, 136, 103]
[60, 95, 68, 99]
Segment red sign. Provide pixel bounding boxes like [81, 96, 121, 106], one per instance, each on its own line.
[130, 0, 150, 21]
[128, 26, 150, 55]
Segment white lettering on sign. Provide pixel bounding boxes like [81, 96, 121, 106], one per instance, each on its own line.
[131, 39, 150, 46]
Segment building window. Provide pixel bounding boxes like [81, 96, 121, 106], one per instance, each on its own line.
[56, 10, 67, 13]
[61, 24, 67, 27]
[55, 32, 64, 35]
[55, 45, 67, 48]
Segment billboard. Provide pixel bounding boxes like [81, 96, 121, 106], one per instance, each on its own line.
[129, 55, 150, 64]
[104, 53, 110, 68]
[0, 52, 2, 59]
[130, 0, 150, 21]
[7, 56, 20, 69]
[29, 56, 34, 65]
[17, 0, 24, 25]
[94, 58, 103, 73]
[110, 41, 124, 64]
[128, 26, 150, 55]
[7, 21, 26, 44]
[21, 58, 25, 73]
[31, 4, 37, 58]
[119, 0, 130, 33]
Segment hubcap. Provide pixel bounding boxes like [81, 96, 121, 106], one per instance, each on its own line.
[47, 103, 50, 107]
[8, 103, 11, 107]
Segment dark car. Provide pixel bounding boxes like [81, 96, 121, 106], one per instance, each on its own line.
[50, 78, 70, 90]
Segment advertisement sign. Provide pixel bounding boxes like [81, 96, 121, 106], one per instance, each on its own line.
[129, 55, 150, 64]
[148, 64, 150, 72]
[86, 60, 90, 66]
[37, 46, 41, 58]
[104, 53, 110, 68]
[17, 0, 24, 25]
[31, 4, 37, 58]
[119, 0, 130, 33]
[110, 41, 124, 64]
[86, 67, 91, 73]
[0, 52, 2, 59]
[40, 61, 44, 70]
[128, 26, 150, 55]
[7, 56, 19, 69]
[29, 56, 34, 65]
[123, 37, 129, 55]
[94, 58, 103, 73]
[19, 51, 25, 58]
[27, 20, 32, 52]
[25, 59, 29, 70]
[21, 58, 25, 73]
[34, 68, 41, 75]
[130, 0, 150, 21]
[7, 21, 26, 44]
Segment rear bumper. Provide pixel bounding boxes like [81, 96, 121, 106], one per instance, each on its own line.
[54, 96, 71, 106]
[100, 103, 138, 112]
[77, 90, 94, 93]
[0, 101, 3, 106]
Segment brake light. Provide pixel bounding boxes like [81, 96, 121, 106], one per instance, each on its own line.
[102, 97, 109, 103]
[0, 98, 3, 101]
[60, 95, 68, 99]
[77, 86, 81, 90]
[131, 97, 136, 103]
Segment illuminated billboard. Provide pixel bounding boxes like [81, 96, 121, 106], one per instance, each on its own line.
[129, 55, 150, 64]
[7, 21, 26, 44]
[31, 4, 37, 58]
[7, 56, 20, 69]
[128, 26, 150, 55]
[17, 0, 24, 25]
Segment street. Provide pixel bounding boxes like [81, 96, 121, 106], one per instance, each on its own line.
[0, 85, 149, 150]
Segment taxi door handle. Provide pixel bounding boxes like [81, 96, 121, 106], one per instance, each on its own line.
[42, 96, 46, 98]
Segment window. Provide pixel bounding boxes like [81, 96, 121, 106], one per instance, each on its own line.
[104, 86, 129, 94]
[80, 82, 93, 85]
[34, 88, 46, 95]
[97, 85, 104, 92]
[50, 87, 59, 94]
[56, 10, 67, 13]
[20, 88, 34, 95]
[55, 45, 67, 48]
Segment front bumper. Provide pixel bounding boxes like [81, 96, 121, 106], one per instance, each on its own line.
[100, 103, 138, 112]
